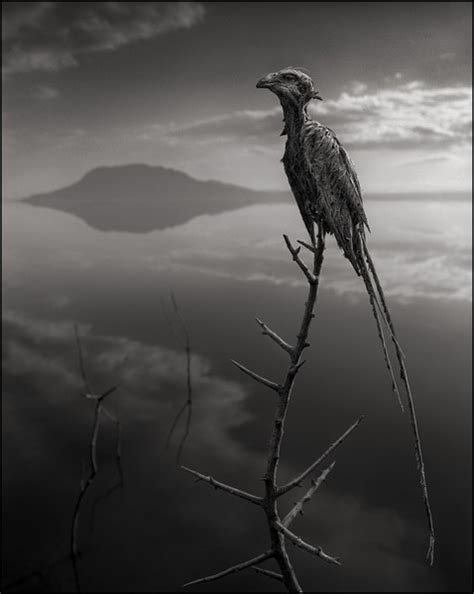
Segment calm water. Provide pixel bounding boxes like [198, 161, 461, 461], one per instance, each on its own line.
[2, 198, 472, 592]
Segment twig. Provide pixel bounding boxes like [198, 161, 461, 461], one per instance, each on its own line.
[74, 323, 92, 395]
[252, 566, 284, 582]
[255, 317, 294, 355]
[164, 292, 194, 464]
[278, 416, 364, 496]
[276, 523, 341, 566]
[283, 462, 335, 527]
[230, 359, 281, 392]
[182, 551, 273, 588]
[2, 539, 75, 592]
[70, 324, 122, 592]
[283, 234, 317, 284]
[181, 466, 262, 505]
[89, 400, 124, 533]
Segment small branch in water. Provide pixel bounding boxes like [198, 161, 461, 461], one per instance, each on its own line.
[70, 324, 123, 592]
[163, 292, 194, 464]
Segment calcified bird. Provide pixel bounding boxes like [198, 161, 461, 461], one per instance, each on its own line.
[257, 67, 435, 564]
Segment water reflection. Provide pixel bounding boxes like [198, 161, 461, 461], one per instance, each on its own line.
[2, 198, 471, 592]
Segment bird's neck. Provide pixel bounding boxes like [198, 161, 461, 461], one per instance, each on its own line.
[280, 98, 308, 139]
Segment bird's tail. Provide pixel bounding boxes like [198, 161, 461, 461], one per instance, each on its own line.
[354, 231, 435, 565]
[352, 232, 404, 411]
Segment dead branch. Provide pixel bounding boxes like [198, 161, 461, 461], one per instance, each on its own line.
[252, 565, 284, 581]
[283, 462, 336, 527]
[164, 292, 194, 464]
[181, 225, 364, 592]
[278, 416, 364, 496]
[255, 317, 294, 355]
[182, 551, 273, 588]
[70, 324, 122, 591]
[230, 359, 281, 391]
[276, 523, 341, 566]
[283, 235, 317, 284]
[181, 466, 262, 505]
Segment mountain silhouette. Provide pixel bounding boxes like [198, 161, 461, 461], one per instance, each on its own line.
[24, 164, 289, 232]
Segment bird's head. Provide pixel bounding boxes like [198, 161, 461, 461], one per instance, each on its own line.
[256, 67, 322, 105]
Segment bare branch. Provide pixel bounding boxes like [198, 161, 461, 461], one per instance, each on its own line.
[230, 359, 281, 392]
[99, 385, 117, 401]
[163, 293, 194, 463]
[182, 551, 273, 588]
[283, 462, 335, 527]
[255, 317, 294, 355]
[283, 234, 317, 284]
[70, 324, 122, 593]
[296, 239, 318, 254]
[278, 416, 364, 496]
[252, 566, 284, 582]
[176, 341, 193, 464]
[181, 466, 262, 506]
[166, 401, 188, 449]
[74, 323, 92, 395]
[277, 523, 341, 566]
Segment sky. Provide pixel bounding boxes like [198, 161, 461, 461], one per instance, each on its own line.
[2, 2, 472, 198]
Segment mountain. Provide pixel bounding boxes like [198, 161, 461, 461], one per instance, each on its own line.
[23, 165, 471, 233]
[23, 164, 289, 232]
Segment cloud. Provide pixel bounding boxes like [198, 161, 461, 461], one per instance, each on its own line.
[167, 80, 472, 151]
[168, 107, 283, 141]
[2, 2, 205, 77]
[2, 308, 252, 460]
[34, 84, 59, 100]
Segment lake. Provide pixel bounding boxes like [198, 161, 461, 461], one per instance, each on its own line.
[2, 197, 472, 592]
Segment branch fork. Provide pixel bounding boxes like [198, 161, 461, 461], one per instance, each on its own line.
[181, 230, 364, 592]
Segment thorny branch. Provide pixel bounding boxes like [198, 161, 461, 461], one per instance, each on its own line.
[282, 462, 336, 527]
[181, 466, 262, 506]
[181, 226, 364, 592]
[182, 551, 273, 588]
[278, 416, 364, 496]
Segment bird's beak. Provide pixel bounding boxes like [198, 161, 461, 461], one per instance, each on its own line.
[256, 73, 276, 89]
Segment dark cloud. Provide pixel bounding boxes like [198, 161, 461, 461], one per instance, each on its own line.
[2, 2, 205, 76]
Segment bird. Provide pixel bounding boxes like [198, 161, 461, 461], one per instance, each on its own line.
[256, 67, 435, 564]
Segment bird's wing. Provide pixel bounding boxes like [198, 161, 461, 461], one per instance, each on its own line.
[302, 122, 370, 232]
